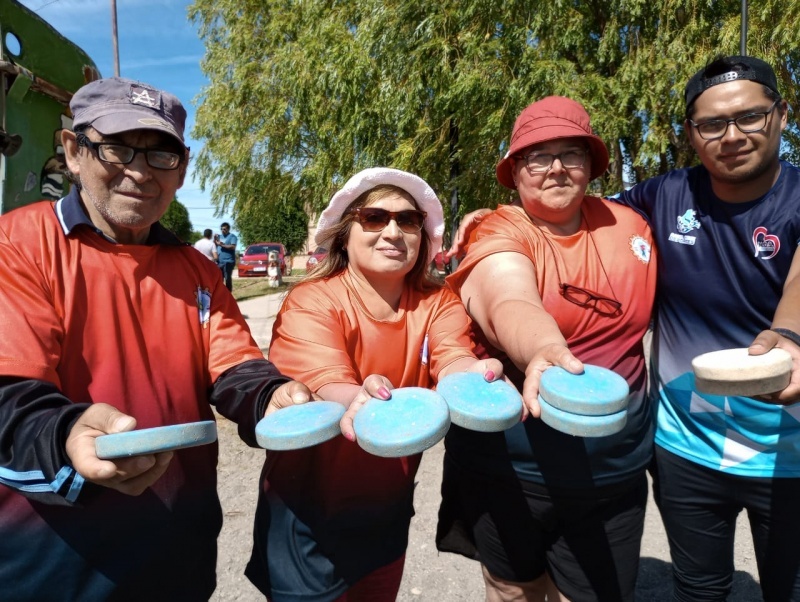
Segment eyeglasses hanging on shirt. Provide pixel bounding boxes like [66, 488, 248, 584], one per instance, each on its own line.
[531, 213, 622, 317]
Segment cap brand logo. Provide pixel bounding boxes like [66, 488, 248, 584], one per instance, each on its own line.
[130, 86, 159, 108]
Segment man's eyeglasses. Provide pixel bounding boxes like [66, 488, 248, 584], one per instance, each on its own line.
[517, 150, 587, 174]
[77, 133, 183, 170]
[349, 207, 427, 233]
[688, 100, 780, 140]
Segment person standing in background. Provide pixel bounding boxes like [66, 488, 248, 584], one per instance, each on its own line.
[194, 228, 218, 262]
[217, 221, 237, 290]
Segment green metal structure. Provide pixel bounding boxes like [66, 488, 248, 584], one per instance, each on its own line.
[0, 0, 100, 213]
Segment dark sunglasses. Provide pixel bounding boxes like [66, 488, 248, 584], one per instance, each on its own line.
[349, 207, 427, 233]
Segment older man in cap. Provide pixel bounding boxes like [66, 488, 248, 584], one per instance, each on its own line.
[449, 55, 800, 601]
[0, 76, 314, 600]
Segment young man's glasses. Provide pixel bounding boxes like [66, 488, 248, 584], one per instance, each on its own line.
[688, 100, 780, 140]
[77, 133, 183, 170]
[349, 207, 427, 233]
[517, 150, 587, 174]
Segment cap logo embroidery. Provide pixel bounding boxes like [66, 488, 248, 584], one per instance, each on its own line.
[130, 86, 159, 108]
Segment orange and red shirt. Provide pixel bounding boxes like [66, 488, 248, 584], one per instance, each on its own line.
[446, 198, 657, 488]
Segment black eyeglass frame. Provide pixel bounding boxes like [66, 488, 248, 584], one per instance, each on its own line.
[515, 149, 588, 174]
[76, 133, 184, 170]
[348, 207, 427, 233]
[688, 99, 781, 141]
[534, 219, 623, 317]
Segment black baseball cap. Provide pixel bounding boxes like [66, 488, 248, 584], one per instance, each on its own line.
[684, 55, 780, 110]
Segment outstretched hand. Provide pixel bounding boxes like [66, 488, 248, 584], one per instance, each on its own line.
[66, 403, 173, 496]
[522, 344, 584, 418]
[749, 329, 800, 404]
[339, 374, 394, 442]
[264, 380, 320, 416]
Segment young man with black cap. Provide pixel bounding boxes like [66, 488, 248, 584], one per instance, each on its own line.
[450, 55, 800, 601]
[0, 77, 316, 600]
[612, 55, 800, 602]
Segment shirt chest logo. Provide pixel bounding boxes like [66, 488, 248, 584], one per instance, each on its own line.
[753, 227, 780, 259]
[629, 235, 652, 263]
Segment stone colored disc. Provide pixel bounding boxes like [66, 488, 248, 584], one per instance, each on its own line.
[436, 372, 522, 432]
[539, 365, 630, 416]
[353, 387, 450, 458]
[692, 347, 792, 397]
[95, 421, 217, 459]
[255, 401, 345, 450]
[538, 396, 627, 438]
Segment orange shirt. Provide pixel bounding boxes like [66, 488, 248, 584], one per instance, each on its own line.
[0, 201, 263, 427]
[266, 271, 475, 515]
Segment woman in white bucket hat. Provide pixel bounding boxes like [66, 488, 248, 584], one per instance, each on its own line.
[246, 167, 505, 601]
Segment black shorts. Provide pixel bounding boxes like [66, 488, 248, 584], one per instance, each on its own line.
[436, 455, 647, 602]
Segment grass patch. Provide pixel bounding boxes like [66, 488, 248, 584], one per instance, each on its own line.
[232, 278, 292, 301]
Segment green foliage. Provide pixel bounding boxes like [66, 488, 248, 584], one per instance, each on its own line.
[160, 197, 193, 241]
[189, 0, 800, 235]
[236, 187, 310, 255]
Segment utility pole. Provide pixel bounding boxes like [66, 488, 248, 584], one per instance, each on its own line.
[111, 0, 120, 76]
[740, 0, 748, 56]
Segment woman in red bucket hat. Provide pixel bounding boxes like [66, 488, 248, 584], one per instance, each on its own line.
[436, 96, 657, 601]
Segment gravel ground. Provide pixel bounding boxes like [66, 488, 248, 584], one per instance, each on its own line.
[210, 297, 764, 601]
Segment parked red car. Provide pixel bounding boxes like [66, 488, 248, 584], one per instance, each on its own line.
[238, 242, 291, 278]
[305, 246, 328, 273]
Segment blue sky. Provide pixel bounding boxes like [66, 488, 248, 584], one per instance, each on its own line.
[18, 0, 237, 237]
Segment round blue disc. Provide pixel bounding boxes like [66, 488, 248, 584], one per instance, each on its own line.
[436, 372, 522, 432]
[256, 401, 345, 450]
[539, 365, 629, 416]
[538, 395, 627, 437]
[353, 387, 450, 458]
[95, 421, 218, 459]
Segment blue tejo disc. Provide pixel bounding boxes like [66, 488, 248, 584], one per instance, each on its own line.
[353, 387, 450, 458]
[256, 401, 345, 450]
[95, 421, 218, 459]
[538, 396, 627, 437]
[539, 365, 629, 416]
[436, 372, 522, 432]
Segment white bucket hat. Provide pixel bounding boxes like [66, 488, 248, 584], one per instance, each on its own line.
[315, 167, 445, 264]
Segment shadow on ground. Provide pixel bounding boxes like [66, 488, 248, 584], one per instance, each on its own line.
[636, 557, 763, 601]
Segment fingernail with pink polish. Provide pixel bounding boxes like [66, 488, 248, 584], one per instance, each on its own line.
[378, 387, 391, 399]
[344, 432, 355, 442]
[485, 371, 495, 381]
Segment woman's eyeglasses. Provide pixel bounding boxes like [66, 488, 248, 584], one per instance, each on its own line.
[349, 207, 427, 233]
[535, 217, 622, 317]
[517, 150, 587, 173]
[559, 283, 621, 316]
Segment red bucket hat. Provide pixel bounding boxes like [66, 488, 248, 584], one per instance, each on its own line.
[496, 96, 609, 189]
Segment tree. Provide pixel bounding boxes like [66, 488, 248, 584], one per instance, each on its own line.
[160, 197, 194, 241]
[189, 0, 800, 235]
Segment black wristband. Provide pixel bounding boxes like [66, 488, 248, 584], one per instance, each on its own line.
[771, 328, 800, 347]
